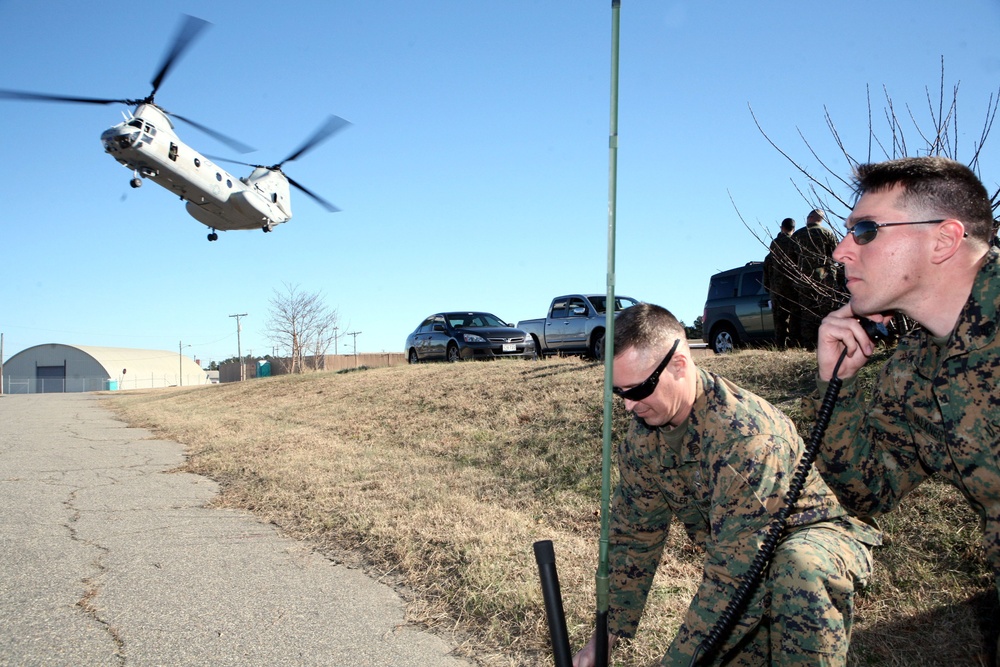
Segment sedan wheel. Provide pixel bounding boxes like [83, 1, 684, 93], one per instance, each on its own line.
[447, 344, 461, 362]
[408, 349, 419, 364]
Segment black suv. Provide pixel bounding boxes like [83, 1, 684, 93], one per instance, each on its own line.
[702, 261, 774, 353]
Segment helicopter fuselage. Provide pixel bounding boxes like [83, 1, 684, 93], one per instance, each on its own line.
[100, 104, 292, 234]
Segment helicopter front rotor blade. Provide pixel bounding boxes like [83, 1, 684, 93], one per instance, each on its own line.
[149, 14, 210, 98]
[287, 175, 340, 213]
[170, 112, 256, 154]
[277, 115, 351, 167]
[203, 153, 260, 169]
[0, 89, 130, 106]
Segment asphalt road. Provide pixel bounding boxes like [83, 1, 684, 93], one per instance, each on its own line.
[0, 392, 471, 666]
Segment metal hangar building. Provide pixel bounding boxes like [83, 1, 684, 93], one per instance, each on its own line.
[2, 343, 210, 393]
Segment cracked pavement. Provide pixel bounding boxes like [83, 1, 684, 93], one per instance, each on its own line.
[0, 393, 471, 666]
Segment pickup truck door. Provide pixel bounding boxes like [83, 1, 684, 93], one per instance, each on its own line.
[544, 299, 570, 346]
[561, 296, 591, 346]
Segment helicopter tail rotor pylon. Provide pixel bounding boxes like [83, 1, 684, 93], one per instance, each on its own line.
[208, 114, 351, 213]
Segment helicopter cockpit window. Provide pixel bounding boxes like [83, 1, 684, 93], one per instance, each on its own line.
[127, 119, 143, 128]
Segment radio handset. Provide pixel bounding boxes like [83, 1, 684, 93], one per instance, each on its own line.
[858, 316, 888, 344]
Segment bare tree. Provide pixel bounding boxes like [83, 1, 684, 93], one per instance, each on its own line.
[746, 59, 1000, 339]
[265, 283, 339, 373]
[754, 58, 1000, 231]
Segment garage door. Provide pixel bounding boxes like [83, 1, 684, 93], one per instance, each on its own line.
[36, 365, 66, 393]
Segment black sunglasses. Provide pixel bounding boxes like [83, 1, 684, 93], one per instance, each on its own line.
[613, 338, 680, 401]
[846, 219, 946, 245]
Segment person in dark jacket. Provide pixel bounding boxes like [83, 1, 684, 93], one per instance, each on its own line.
[763, 217, 800, 349]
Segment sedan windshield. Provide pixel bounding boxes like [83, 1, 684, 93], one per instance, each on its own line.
[445, 312, 507, 328]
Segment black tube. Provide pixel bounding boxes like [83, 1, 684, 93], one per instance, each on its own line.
[534, 540, 573, 667]
[595, 609, 609, 667]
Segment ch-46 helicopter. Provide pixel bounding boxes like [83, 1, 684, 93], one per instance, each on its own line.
[0, 15, 349, 241]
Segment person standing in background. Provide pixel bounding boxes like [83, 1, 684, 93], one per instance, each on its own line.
[763, 216, 800, 349]
[792, 209, 841, 348]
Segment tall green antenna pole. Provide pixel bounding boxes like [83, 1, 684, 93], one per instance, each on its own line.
[596, 2, 621, 666]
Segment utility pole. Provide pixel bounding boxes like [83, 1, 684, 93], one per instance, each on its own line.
[1, 332, 4, 396]
[229, 313, 248, 381]
[332, 326, 339, 356]
[346, 331, 361, 367]
[178, 341, 191, 386]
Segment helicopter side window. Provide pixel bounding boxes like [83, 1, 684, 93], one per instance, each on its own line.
[193, 158, 200, 168]
[226, 179, 232, 188]
[168, 143, 178, 162]
[216, 173, 222, 181]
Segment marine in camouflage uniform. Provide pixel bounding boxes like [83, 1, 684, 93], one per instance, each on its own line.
[791, 210, 841, 349]
[574, 303, 880, 667]
[763, 218, 800, 349]
[815, 249, 1000, 612]
[810, 156, 1000, 662]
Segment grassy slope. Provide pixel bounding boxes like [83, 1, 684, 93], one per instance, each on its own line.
[107, 350, 996, 666]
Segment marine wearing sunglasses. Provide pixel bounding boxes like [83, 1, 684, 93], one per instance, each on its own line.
[612, 338, 680, 401]
[844, 219, 951, 245]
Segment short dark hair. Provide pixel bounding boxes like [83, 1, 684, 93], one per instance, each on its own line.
[781, 217, 795, 230]
[614, 303, 683, 357]
[854, 157, 995, 242]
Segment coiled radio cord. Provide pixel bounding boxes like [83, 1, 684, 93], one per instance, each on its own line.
[687, 347, 851, 666]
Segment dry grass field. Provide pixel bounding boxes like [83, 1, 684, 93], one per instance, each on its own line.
[106, 349, 997, 666]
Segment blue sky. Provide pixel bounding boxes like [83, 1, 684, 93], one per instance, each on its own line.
[2, 1, 999, 365]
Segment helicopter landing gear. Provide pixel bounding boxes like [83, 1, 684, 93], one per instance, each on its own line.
[207, 230, 218, 242]
[130, 177, 142, 188]
[262, 221, 273, 233]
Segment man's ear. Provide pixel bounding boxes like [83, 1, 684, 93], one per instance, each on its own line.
[669, 351, 690, 379]
[930, 219, 966, 264]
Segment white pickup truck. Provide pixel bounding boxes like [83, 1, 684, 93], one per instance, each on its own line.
[517, 294, 638, 359]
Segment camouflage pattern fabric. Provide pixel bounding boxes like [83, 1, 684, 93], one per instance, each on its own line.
[791, 224, 838, 284]
[792, 223, 841, 348]
[813, 247, 1000, 607]
[608, 368, 880, 665]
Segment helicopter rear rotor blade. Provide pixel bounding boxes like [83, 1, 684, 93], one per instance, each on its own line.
[287, 175, 340, 213]
[150, 14, 210, 99]
[276, 115, 351, 167]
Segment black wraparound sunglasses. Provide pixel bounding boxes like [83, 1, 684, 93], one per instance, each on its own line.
[846, 219, 946, 245]
[613, 338, 680, 401]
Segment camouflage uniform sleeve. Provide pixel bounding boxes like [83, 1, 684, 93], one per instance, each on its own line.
[662, 434, 797, 664]
[606, 434, 674, 638]
[812, 372, 930, 517]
